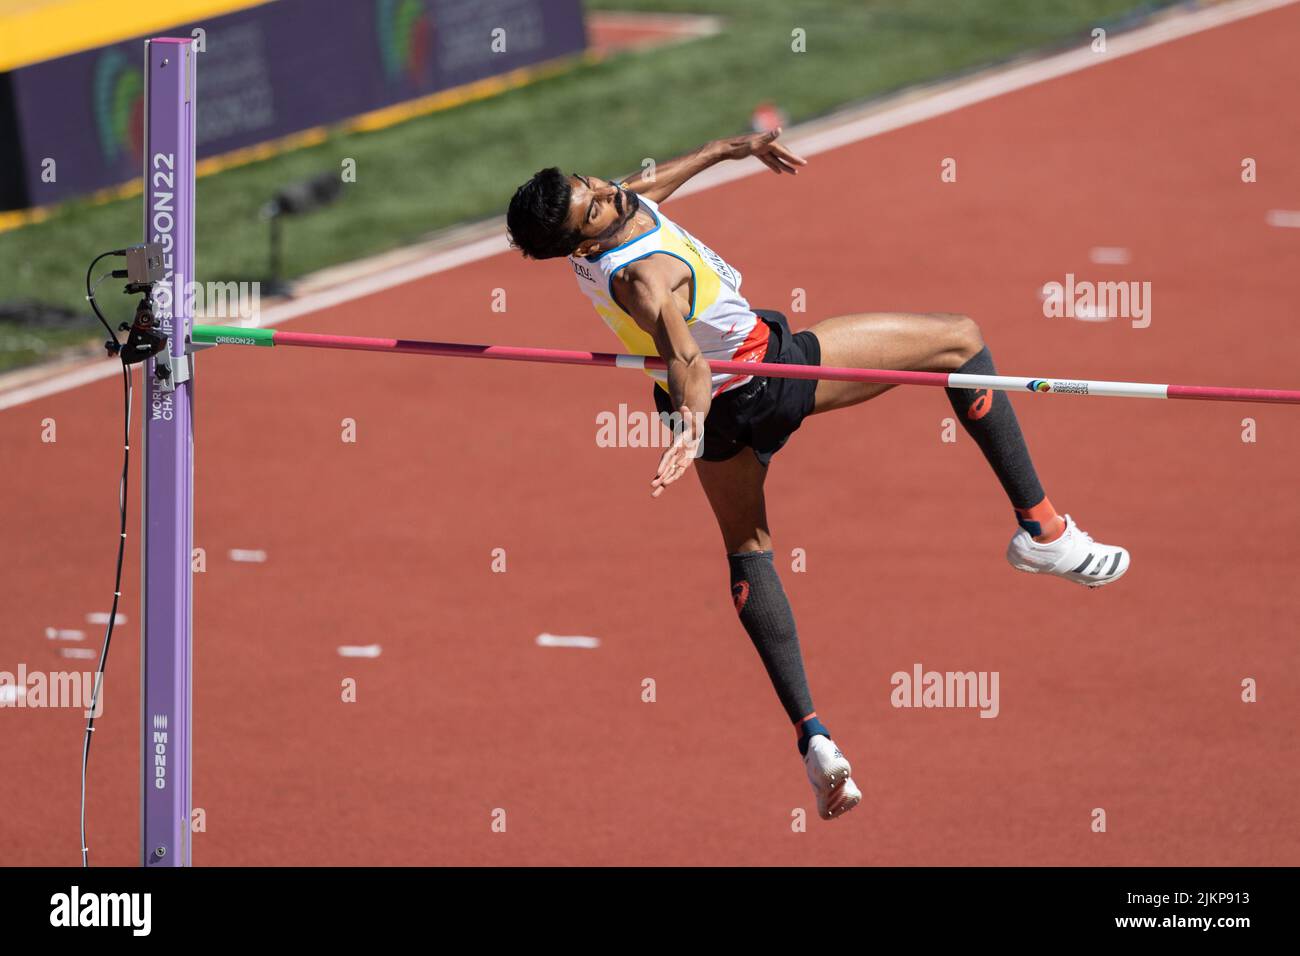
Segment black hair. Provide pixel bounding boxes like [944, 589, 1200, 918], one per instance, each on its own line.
[506, 167, 583, 260]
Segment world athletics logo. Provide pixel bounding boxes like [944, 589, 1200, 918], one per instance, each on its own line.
[376, 0, 434, 85]
[93, 48, 145, 167]
[1026, 380, 1053, 393]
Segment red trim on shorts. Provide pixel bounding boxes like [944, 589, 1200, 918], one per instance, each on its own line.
[711, 317, 772, 397]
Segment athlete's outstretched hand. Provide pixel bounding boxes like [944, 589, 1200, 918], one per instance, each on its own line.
[715, 128, 807, 175]
[651, 404, 703, 498]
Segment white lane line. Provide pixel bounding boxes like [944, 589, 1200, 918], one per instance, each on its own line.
[1089, 246, 1132, 265]
[536, 633, 601, 649]
[86, 612, 127, 625]
[1265, 209, 1300, 228]
[1071, 305, 1115, 322]
[228, 548, 268, 563]
[337, 645, 382, 658]
[0, 0, 1292, 414]
[45, 627, 86, 641]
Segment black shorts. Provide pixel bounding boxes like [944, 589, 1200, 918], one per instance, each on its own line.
[653, 309, 821, 466]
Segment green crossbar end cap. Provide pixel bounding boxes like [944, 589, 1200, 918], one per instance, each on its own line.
[191, 325, 275, 347]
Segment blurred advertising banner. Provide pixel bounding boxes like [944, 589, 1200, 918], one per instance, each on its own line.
[1, 0, 587, 210]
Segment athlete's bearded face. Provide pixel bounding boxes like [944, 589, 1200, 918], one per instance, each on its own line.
[566, 174, 640, 250]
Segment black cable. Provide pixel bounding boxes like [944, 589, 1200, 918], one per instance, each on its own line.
[80, 255, 135, 867]
[85, 250, 126, 345]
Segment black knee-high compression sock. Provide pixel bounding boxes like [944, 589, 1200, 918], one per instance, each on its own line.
[945, 345, 1063, 539]
[728, 550, 830, 755]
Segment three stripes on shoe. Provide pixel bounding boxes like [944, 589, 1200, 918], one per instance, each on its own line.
[1069, 551, 1123, 578]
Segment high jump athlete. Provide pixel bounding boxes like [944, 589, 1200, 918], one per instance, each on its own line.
[505, 129, 1130, 820]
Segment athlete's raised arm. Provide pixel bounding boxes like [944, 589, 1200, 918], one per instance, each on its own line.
[619, 129, 807, 204]
[610, 255, 712, 497]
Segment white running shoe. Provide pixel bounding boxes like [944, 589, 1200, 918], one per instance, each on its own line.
[803, 735, 862, 820]
[1006, 513, 1130, 588]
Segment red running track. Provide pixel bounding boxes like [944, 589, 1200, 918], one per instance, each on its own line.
[3, 4, 1299, 865]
